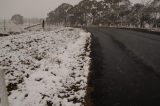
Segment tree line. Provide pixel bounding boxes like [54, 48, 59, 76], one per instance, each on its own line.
[46, 0, 160, 28]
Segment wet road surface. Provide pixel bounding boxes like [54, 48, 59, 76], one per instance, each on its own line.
[87, 27, 160, 106]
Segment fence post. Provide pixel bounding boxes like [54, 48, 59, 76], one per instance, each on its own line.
[0, 70, 9, 106]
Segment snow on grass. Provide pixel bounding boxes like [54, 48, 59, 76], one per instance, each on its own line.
[0, 27, 91, 106]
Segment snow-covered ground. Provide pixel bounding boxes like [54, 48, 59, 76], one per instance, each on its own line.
[0, 27, 91, 106]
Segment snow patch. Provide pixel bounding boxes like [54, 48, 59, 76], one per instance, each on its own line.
[0, 27, 91, 106]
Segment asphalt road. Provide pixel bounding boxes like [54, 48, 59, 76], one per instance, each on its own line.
[87, 27, 160, 106]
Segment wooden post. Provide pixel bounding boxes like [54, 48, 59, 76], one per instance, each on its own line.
[42, 20, 45, 30]
[0, 70, 9, 106]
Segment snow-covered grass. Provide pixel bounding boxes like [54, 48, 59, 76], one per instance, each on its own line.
[0, 27, 91, 106]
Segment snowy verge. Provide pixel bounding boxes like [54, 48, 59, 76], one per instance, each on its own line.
[0, 27, 91, 106]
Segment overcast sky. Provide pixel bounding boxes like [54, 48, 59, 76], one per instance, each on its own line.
[0, 0, 141, 20]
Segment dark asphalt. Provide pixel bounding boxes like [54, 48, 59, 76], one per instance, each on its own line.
[87, 27, 160, 106]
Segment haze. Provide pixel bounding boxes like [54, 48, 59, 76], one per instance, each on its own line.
[0, 0, 141, 20]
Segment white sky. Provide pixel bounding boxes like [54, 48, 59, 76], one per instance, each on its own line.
[0, 0, 142, 20]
